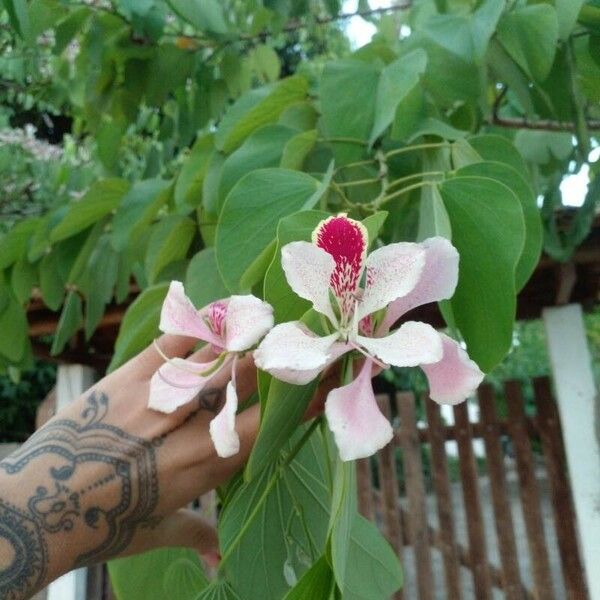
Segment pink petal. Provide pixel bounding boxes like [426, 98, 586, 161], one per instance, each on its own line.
[325, 359, 394, 461]
[160, 281, 221, 346]
[254, 321, 347, 385]
[422, 334, 484, 405]
[281, 241, 338, 325]
[313, 214, 368, 322]
[224, 295, 274, 352]
[148, 357, 224, 413]
[357, 242, 425, 320]
[357, 321, 443, 367]
[381, 237, 459, 333]
[209, 381, 240, 458]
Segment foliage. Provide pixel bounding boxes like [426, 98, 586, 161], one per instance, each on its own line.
[1, 0, 599, 598]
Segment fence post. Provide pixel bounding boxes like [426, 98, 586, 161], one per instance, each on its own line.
[46, 364, 95, 600]
[543, 304, 600, 600]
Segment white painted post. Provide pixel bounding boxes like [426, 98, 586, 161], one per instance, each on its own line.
[543, 304, 600, 600]
[46, 364, 95, 600]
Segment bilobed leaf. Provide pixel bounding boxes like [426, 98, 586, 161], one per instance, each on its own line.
[439, 176, 525, 371]
[0, 218, 41, 270]
[108, 283, 169, 371]
[50, 179, 130, 242]
[166, 0, 227, 34]
[283, 556, 335, 600]
[111, 178, 171, 251]
[370, 49, 427, 147]
[145, 215, 196, 284]
[50, 290, 83, 356]
[184, 248, 229, 308]
[513, 130, 573, 165]
[497, 4, 559, 82]
[216, 169, 321, 292]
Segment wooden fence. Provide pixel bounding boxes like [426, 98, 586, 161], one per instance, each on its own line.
[356, 377, 588, 600]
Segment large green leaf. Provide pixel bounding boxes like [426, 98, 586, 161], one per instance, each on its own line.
[439, 176, 525, 371]
[109, 548, 208, 600]
[497, 4, 559, 82]
[215, 169, 321, 292]
[111, 178, 171, 251]
[320, 59, 379, 164]
[185, 248, 229, 308]
[468, 134, 529, 179]
[108, 283, 169, 371]
[50, 179, 130, 242]
[369, 49, 427, 147]
[283, 556, 335, 600]
[166, 0, 227, 34]
[145, 215, 196, 284]
[215, 76, 308, 154]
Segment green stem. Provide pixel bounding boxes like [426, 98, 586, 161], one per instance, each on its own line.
[377, 180, 438, 207]
[386, 170, 445, 192]
[385, 141, 450, 160]
[337, 176, 382, 187]
[334, 158, 378, 174]
[320, 136, 369, 146]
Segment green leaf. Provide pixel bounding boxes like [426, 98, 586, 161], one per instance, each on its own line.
[340, 515, 403, 600]
[67, 219, 106, 286]
[283, 556, 335, 600]
[108, 283, 169, 371]
[361, 211, 388, 247]
[145, 215, 196, 284]
[439, 177, 525, 371]
[184, 248, 229, 308]
[109, 548, 208, 600]
[513, 130, 573, 165]
[468, 134, 529, 180]
[0, 288, 28, 362]
[497, 4, 559, 82]
[556, 0, 585, 40]
[11, 257, 37, 305]
[175, 135, 214, 209]
[195, 580, 242, 600]
[166, 0, 227, 34]
[50, 179, 130, 242]
[2, 0, 31, 40]
[39, 253, 65, 311]
[281, 130, 318, 170]
[369, 49, 427, 147]
[216, 76, 309, 154]
[216, 169, 321, 292]
[251, 44, 281, 82]
[218, 124, 298, 208]
[417, 184, 452, 241]
[0, 218, 41, 270]
[111, 179, 171, 251]
[51, 291, 83, 356]
[239, 239, 277, 291]
[320, 59, 379, 164]
[264, 210, 329, 323]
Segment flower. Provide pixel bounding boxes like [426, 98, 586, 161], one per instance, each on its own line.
[149, 281, 274, 458]
[254, 215, 483, 461]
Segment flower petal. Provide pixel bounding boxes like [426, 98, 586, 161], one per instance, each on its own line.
[224, 295, 274, 352]
[209, 380, 240, 458]
[422, 334, 484, 405]
[325, 359, 393, 461]
[148, 357, 224, 413]
[254, 322, 346, 385]
[381, 237, 459, 332]
[358, 321, 443, 367]
[358, 242, 426, 320]
[160, 281, 221, 345]
[281, 241, 337, 325]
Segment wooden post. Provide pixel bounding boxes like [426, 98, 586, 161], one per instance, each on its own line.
[47, 364, 95, 600]
[543, 304, 600, 600]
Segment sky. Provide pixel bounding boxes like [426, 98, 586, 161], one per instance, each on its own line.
[342, 0, 594, 208]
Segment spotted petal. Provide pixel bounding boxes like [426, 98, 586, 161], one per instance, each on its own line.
[254, 321, 346, 385]
[209, 380, 240, 458]
[381, 237, 459, 333]
[421, 334, 484, 405]
[325, 359, 394, 461]
[281, 241, 337, 325]
[148, 357, 226, 413]
[357, 242, 425, 321]
[224, 295, 274, 352]
[160, 281, 221, 346]
[358, 321, 443, 367]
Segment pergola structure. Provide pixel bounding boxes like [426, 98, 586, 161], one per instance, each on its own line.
[24, 220, 600, 600]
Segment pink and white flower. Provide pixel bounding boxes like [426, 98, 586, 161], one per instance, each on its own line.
[254, 215, 483, 461]
[149, 281, 274, 458]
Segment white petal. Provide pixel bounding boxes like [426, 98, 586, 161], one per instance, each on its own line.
[325, 359, 393, 461]
[381, 237, 459, 332]
[209, 381, 240, 458]
[281, 241, 338, 326]
[358, 321, 443, 367]
[225, 295, 274, 352]
[358, 243, 425, 320]
[254, 322, 346, 385]
[148, 357, 223, 413]
[422, 334, 484, 405]
[160, 281, 221, 345]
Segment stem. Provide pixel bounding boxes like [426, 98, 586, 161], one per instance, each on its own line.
[385, 141, 450, 160]
[386, 170, 445, 192]
[377, 180, 438, 207]
[337, 176, 382, 187]
[320, 137, 369, 146]
[334, 158, 378, 174]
